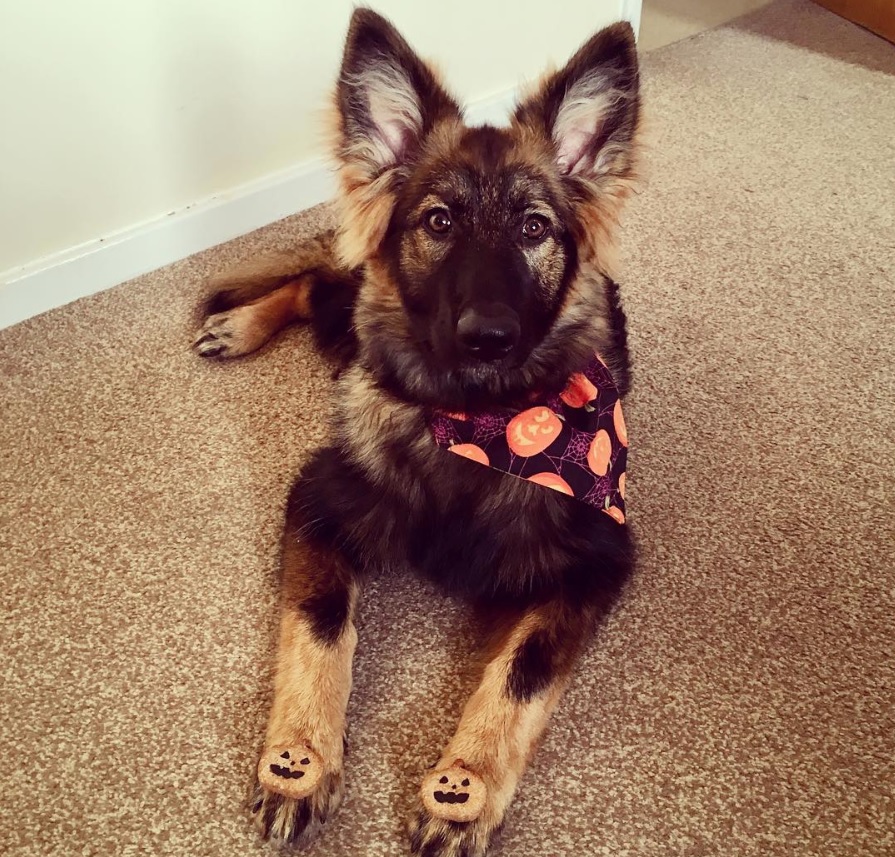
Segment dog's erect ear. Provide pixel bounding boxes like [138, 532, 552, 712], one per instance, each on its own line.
[514, 22, 640, 183]
[333, 9, 461, 266]
[514, 22, 640, 272]
[336, 8, 460, 173]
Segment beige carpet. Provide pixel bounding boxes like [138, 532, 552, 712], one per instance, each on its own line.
[2, 2, 893, 854]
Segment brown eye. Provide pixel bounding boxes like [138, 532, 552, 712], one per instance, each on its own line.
[522, 214, 549, 241]
[424, 208, 452, 236]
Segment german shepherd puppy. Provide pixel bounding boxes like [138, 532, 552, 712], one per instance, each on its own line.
[193, 8, 640, 855]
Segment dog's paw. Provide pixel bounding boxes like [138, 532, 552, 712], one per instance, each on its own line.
[250, 745, 343, 847]
[193, 308, 261, 358]
[409, 762, 500, 857]
[407, 803, 502, 857]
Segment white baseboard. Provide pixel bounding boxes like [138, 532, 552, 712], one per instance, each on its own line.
[0, 88, 520, 332]
[0, 157, 341, 331]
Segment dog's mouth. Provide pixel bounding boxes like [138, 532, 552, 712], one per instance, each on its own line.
[455, 352, 525, 379]
[370, 310, 584, 412]
[409, 331, 535, 402]
[433, 790, 470, 804]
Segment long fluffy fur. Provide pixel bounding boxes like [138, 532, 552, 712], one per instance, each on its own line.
[194, 11, 642, 856]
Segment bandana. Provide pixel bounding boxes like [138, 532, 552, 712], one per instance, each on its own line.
[429, 353, 628, 523]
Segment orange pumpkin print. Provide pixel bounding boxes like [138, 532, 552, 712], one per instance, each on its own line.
[560, 373, 598, 409]
[603, 505, 626, 524]
[613, 400, 628, 447]
[449, 443, 489, 466]
[619, 471, 626, 500]
[587, 429, 612, 476]
[527, 472, 574, 496]
[506, 407, 563, 457]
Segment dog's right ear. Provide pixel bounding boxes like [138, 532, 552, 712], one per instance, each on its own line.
[334, 9, 460, 266]
[513, 22, 640, 272]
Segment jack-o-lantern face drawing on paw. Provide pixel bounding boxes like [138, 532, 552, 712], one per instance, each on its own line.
[421, 760, 487, 822]
[507, 407, 562, 457]
[257, 744, 323, 799]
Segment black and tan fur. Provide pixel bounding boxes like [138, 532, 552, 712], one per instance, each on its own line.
[194, 9, 640, 855]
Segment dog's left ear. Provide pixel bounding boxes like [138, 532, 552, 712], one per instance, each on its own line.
[514, 22, 640, 183]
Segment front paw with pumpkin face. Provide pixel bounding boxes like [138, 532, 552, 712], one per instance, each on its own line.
[408, 762, 502, 857]
[250, 744, 343, 846]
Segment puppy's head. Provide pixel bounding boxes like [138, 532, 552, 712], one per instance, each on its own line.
[333, 9, 640, 409]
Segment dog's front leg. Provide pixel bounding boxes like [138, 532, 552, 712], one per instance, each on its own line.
[251, 531, 359, 846]
[409, 598, 595, 857]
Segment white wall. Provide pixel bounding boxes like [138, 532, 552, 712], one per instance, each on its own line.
[0, 0, 634, 277]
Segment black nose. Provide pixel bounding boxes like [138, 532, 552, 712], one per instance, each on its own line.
[456, 304, 521, 362]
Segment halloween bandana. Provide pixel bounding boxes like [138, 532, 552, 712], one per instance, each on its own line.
[429, 353, 628, 523]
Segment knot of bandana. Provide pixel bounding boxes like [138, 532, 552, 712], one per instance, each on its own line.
[428, 353, 628, 523]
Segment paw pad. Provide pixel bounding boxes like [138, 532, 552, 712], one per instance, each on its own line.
[421, 759, 486, 823]
[257, 744, 323, 800]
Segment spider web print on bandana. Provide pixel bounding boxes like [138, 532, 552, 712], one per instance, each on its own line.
[429, 353, 629, 523]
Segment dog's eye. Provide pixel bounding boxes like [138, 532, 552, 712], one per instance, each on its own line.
[424, 208, 452, 236]
[522, 215, 549, 241]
